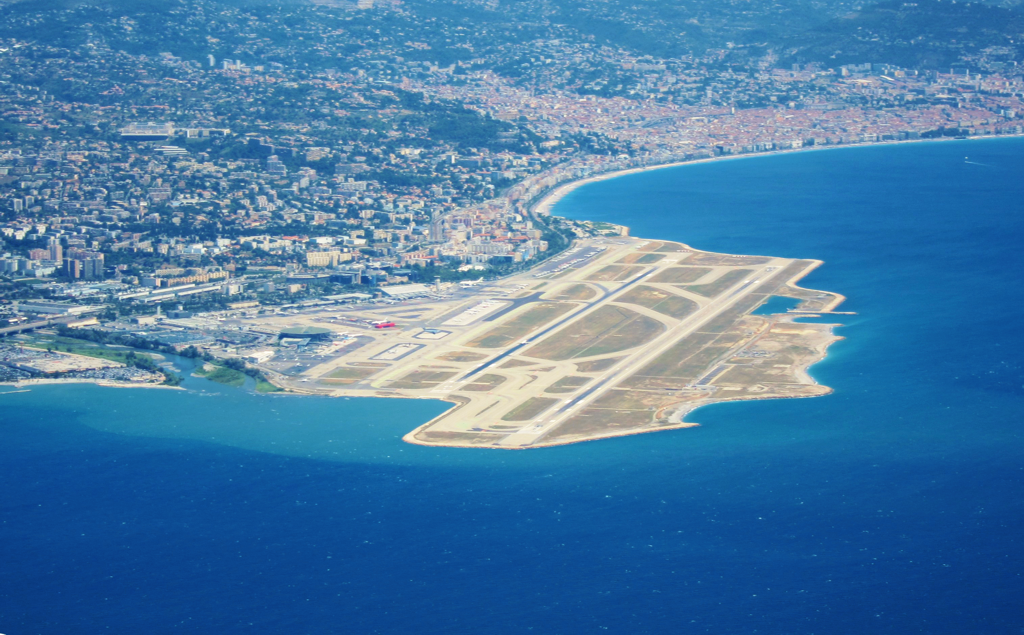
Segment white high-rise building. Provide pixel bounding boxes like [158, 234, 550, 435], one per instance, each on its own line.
[47, 238, 62, 262]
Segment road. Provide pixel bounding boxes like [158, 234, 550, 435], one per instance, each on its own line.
[0, 314, 85, 337]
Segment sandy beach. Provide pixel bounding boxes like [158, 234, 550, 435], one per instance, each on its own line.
[530, 134, 1018, 217]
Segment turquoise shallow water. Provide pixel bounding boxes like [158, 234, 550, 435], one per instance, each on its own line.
[2, 138, 1024, 633]
[751, 295, 802, 315]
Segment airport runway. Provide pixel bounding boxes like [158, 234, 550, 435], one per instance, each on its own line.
[496, 259, 803, 446]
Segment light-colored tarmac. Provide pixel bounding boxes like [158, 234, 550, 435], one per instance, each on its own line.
[247, 236, 845, 449]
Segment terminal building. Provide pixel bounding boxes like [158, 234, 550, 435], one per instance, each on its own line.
[379, 283, 434, 300]
[278, 326, 332, 342]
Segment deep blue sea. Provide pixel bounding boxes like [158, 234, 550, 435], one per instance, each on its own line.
[3, 139, 1024, 634]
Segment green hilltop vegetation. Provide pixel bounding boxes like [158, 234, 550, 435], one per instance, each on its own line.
[6, 0, 1024, 73]
[781, 0, 1024, 69]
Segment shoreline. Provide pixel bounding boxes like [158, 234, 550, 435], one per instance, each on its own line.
[1, 377, 183, 390]
[12, 237, 846, 450]
[531, 134, 1019, 217]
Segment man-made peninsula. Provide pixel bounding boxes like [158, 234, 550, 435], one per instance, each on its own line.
[251, 235, 845, 449]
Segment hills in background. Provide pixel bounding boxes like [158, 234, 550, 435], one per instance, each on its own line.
[402, 0, 1024, 70]
[2, 0, 1023, 73]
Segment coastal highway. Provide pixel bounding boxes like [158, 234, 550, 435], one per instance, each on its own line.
[495, 260, 797, 446]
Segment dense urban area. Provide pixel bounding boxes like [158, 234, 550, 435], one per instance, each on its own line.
[2, 0, 1024, 384]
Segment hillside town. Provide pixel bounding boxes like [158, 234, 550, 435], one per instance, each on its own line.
[2, 0, 1023, 334]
